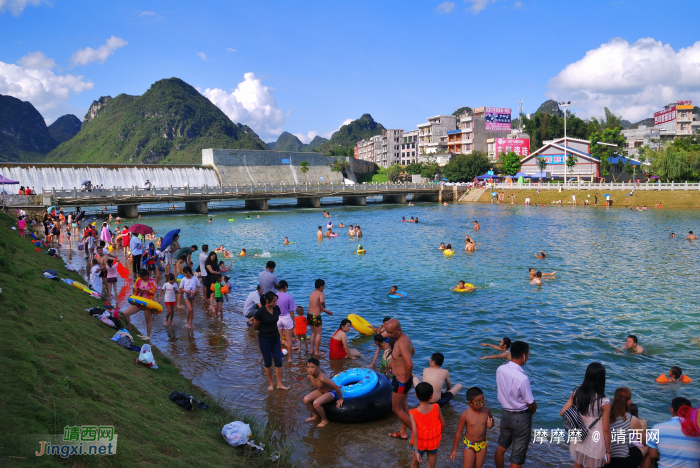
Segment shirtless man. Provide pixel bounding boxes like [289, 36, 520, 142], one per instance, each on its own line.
[348, 225, 356, 236]
[95, 245, 118, 300]
[528, 267, 555, 279]
[530, 271, 543, 285]
[479, 337, 512, 360]
[302, 357, 344, 428]
[316, 226, 323, 241]
[385, 319, 415, 439]
[421, 352, 462, 407]
[355, 225, 362, 238]
[616, 334, 644, 354]
[308, 279, 333, 355]
[685, 231, 697, 240]
[465, 236, 476, 252]
[534, 251, 546, 259]
[473, 220, 480, 231]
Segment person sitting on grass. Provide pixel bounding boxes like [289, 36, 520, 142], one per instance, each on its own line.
[302, 357, 344, 428]
[479, 337, 512, 360]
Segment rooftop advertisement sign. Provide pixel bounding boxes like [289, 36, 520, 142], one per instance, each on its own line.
[485, 107, 512, 131]
[496, 138, 530, 157]
[654, 106, 676, 127]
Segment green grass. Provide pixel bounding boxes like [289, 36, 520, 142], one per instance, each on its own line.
[357, 167, 388, 183]
[0, 211, 293, 467]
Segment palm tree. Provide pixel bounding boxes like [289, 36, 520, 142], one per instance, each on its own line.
[537, 157, 547, 182]
[299, 161, 309, 184]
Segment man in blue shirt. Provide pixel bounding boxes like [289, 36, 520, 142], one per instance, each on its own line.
[647, 397, 700, 468]
[129, 234, 144, 278]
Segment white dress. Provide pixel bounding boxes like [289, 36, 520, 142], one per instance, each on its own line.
[569, 396, 610, 468]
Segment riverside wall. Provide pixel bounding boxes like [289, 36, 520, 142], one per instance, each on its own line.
[202, 149, 377, 186]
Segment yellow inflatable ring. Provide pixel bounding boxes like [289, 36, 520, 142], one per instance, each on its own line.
[444, 250, 454, 257]
[348, 314, 374, 336]
[357, 249, 366, 254]
[454, 284, 475, 292]
[128, 295, 164, 314]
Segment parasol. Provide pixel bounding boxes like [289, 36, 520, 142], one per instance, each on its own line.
[128, 224, 153, 235]
[160, 229, 180, 251]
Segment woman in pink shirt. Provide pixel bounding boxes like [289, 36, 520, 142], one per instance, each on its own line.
[17, 216, 26, 239]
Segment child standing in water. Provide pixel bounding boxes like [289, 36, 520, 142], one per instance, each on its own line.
[294, 306, 309, 353]
[213, 274, 224, 316]
[409, 382, 446, 468]
[449, 387, 494, 468]
[161, 274, 179, 325]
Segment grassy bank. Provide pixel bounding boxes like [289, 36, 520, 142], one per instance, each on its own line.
[474, 188, 700, 208]
[357, 167, 388, 183]
[0, 211, 292, 467]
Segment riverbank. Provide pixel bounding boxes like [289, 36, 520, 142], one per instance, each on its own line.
[0, 212, 292, 467]
[474, 188, 700, 208]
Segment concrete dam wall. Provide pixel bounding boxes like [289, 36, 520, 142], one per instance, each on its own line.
[202, 149, 371, 186]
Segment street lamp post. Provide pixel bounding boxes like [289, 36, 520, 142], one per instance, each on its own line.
[559, 101, 571, 186]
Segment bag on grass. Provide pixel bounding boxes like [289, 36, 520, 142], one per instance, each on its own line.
[222, 421, 252, 447]
[99, 314, 116, 329]
[88, 307, 105, 317]
[46, 248, 57, 256]
[168, 390, 210, 410]
[137, 343, 158, 369]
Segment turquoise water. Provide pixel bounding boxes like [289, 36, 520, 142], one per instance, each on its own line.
[110, 201, 700, 467]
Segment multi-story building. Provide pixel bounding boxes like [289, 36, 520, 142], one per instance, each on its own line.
[375, 129, 403, 168]
[417, 115, 456, 157]
[355, 138, 376, 163]
[622, 101, 700, 158]
[401, 130, 419, 165]
[446, 107, 516, 161]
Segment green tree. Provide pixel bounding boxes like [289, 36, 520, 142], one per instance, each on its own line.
[419, 157, 440, 181]
[499, 151, 522, 176]
[536, 157, 547, 181]
[386, 164, 404, 183]
[590, 127, 626, 180]
[442, 152, 490, 182]
[566, 153, 578, 176]
[405, 162, 425, 175]
[299, 161, 309, 184]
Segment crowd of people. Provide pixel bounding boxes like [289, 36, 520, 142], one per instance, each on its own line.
[20, 206, 700, 468]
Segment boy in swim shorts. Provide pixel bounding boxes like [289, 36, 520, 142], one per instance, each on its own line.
[421, 353, 463, 408]
[449, 387, 494, 468]
[409, 382, 446, 468]
[302, 358, 344, 428]
[294, 306, 309, 353]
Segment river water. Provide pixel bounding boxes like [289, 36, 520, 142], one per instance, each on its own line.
[64, 201, 700, 467]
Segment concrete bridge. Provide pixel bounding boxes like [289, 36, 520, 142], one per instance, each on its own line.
[38, 182, 446, 217]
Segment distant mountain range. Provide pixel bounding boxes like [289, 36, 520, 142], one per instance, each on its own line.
[313, 114, 385, 153]
[270, 131, 328, 152]
[48, 114, 82, 143]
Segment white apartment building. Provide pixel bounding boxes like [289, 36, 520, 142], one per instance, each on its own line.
[622, 101, 700, 158]
[416, 115, 456, 158]
[446, 107, 514, 161]
[401, 129, 419, 165]
[355, 138, 376, 163]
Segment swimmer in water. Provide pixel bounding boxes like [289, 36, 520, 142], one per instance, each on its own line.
[414, 218, 419, 223]
[534, 251, 546, 259]
[402, 217, 406, 222]
[669, 232, 676, 238]
[325, 228, 334, 237]
[464, 236, 476, 252]
[479, 337, 512, 360]
[257, 215, 260, 219]
[528, 267, 555, 279]
[685, 231, 698, 240]
[474, 220, 480, 231]
[615, 334, 644, 354]
[317, 226, 323, 240]
[323, 211, 331, 218]
[454, 280, 474, 292]
[208, 218, 213, 223]
[409, 217, 415, 223]
[355, 244, 366, 254]
[443, 202, 448, 207]
[348, 225, 355, 236]
[283, 237, 292, 245]
[355, 225, 362, 238]
[439, 242, 446, 250]
[443, 244, 454, 256]
[387, 285, 404, 298]
[338, 223, 345, 228]
[240, 248, 247, 256]
[529, 271, 543, 285]
[664, 366, 686, 383]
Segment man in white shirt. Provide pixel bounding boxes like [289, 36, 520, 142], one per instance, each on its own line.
[199, 244, 210, 299]
[495, 341, 537, 468]
[244, 285, 262, 326]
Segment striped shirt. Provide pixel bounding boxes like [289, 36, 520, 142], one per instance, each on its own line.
[610, 413, 632, 458]
[647, 417, 700, 468]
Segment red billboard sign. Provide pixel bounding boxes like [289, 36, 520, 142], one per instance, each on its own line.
[496, 138, 530, 157]
[654, 106, 676, 126]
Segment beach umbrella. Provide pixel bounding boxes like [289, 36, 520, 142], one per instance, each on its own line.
[46, 205, 56, 214]
[75, 211, 85, 222]
[82, 180, 90, 185]
[128, 224, 153, 235]
[160, 228, 180, 251]
[0, 174, 19, 195]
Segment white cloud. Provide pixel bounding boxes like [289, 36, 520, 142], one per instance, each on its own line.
[202, 72, 286, 139]
[436, 2, 455, 14]
[0, 51, 93, 122]
[320, 119, 354, 139]
[547, 37, 700, 122]
[514, 1, 522, 9]
[226, 48, 237, 53]
[293, 130, 319, 144]
[197, 52, 207, 61]
[70, 36, 127, 67]
[139, 10, 156, 16]
[466, 0, 497, 13]
[0, 0, 44, 16]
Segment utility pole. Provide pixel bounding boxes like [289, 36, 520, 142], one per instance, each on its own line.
[559, 101, 571, 184]
[518, 99, 524, 132]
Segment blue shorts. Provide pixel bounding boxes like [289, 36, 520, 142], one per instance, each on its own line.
[413, 446, 438, 457]
[328, 390, 339, 400]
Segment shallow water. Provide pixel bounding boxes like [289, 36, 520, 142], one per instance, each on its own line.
[65, 201, 700, 467]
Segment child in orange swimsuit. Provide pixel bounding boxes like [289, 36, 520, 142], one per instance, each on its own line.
[449, 387, 494, 468]
[294, 306, 308, 353]
[409, 382, 446, 468]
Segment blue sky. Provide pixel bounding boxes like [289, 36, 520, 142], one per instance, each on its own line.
[2, 0, 699, 142]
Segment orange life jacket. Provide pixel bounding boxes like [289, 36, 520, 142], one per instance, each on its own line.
[409, 404, 443, 451]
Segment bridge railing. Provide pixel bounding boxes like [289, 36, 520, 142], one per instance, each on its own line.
[484, 180, 700, 191]
[42, 182, 440, 200]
